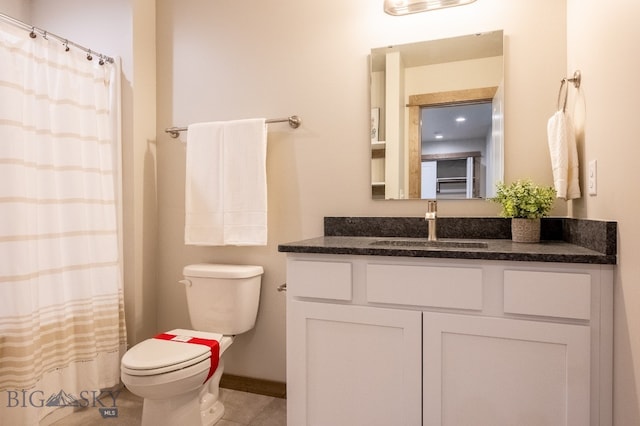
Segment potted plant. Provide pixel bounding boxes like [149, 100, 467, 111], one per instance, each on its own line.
[490, 179, 556, 243]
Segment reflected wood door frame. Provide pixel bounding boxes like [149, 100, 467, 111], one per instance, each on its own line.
[407, 86, 498, 199]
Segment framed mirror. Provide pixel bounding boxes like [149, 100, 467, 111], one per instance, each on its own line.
[370, 30, 504, 200]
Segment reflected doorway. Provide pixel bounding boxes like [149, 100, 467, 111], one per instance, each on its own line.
[407, 86, 499, 199]
[421, 102, 491, 199]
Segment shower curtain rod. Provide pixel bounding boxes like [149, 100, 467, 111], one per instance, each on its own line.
[0, 12, 114, 64]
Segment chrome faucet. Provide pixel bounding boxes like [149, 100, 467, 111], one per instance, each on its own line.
[425, 200, 437, 241]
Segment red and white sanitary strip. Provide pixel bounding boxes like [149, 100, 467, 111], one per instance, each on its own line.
[153, 333, 220, 382]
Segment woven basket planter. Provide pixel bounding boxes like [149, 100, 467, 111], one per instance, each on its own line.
[511, 218, 541, 243]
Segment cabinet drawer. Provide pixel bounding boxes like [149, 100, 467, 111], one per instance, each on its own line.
[287, 260, 352, 301]
[366, 264, 483, 310]
[504, 270, 591, 320]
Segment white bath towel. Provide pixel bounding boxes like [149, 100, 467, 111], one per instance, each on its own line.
[547, 110, 581, 200]
[185, 118, 267, 246]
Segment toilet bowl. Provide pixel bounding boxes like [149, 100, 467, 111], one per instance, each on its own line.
[121, 264, 263, 426]
[121, 328, 233, 426]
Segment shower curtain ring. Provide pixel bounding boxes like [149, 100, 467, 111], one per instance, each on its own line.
[29, 27, 36, 38]
[64, 40, 70, 52]
[86, 50, 93, 61]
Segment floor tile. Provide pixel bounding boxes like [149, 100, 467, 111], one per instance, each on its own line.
[217, 420, 245, 426]
[220, 388, 275, 424]
[250, 397, 287, 426]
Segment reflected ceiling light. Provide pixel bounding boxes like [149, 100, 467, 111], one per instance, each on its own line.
[434, 132, 444, 139]
[384, 0, 477, 16]
[455, 116, 466, 122]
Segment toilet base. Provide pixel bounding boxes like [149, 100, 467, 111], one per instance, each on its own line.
[141, 388, 202, 426]
[135, 356, 227, 426]
[201, 400, 224, 426]
[199, 359, 226, 425]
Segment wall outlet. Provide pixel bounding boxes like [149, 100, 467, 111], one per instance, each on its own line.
[588, 160, 597, 196]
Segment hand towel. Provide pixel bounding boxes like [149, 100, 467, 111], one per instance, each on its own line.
[185, 118, 267, 246]
[547, 110, 581, 200]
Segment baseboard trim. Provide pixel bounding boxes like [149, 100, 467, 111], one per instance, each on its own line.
[220, 373, 287, 399]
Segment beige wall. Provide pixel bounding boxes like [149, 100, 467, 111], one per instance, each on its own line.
[567, 1, 640, 424]
[0, 0, 28, 19]
[127, 0, 158, 345]
[405, 56, 504, 94]
[155, 0, 567, 382]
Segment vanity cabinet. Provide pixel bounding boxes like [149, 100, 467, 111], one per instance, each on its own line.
[288, 301, 422, 425]
[423, 313, 590, 425]
[285, 254, 613, 426]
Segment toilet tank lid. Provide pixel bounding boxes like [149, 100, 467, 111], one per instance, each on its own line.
[183, 263, 264, 279]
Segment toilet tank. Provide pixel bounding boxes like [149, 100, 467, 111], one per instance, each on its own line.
[182, 264, 263, 335]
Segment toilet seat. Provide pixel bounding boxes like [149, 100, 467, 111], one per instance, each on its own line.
[121, 328, 223, 377]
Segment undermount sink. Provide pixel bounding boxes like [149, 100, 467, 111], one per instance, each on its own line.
[369, 239, 488, 249]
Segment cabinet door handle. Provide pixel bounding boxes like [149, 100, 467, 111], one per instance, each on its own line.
[277, 283, 287, 292]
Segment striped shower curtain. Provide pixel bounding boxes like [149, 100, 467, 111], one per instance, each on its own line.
[0, 21, 125, 425]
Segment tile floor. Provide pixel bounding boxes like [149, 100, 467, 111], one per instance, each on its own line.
[50, 387, 286, 426]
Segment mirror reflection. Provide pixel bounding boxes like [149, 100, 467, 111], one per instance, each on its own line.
[370, 30, 504, 200]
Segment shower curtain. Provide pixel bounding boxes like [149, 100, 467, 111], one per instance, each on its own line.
[0, 21, 125, 425]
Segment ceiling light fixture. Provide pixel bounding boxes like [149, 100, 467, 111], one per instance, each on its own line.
[384, 0, 477, 16]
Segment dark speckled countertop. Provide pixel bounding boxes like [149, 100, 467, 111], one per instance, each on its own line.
[277, 217, 617, 265]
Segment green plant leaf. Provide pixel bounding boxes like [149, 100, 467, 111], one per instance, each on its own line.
[489, 179, 556, 218]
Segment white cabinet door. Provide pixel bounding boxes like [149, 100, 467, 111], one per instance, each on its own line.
[287, 300, 422, 426]
[423, 312, 591, 426]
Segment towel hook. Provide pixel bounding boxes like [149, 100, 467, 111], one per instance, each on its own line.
[557, 70, 581, 112]
[565, 70, 581, 89]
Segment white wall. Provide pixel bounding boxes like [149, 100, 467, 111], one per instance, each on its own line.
[567, 1, 640, 424]
[156, 0, 567, 382]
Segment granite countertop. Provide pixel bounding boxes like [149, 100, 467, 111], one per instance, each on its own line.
[277, 217, 617, 265]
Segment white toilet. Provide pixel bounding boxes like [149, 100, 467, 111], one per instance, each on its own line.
[121, 264, 263, 426]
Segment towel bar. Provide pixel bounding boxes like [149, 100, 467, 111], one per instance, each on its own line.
[165, 115, 301, 138]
